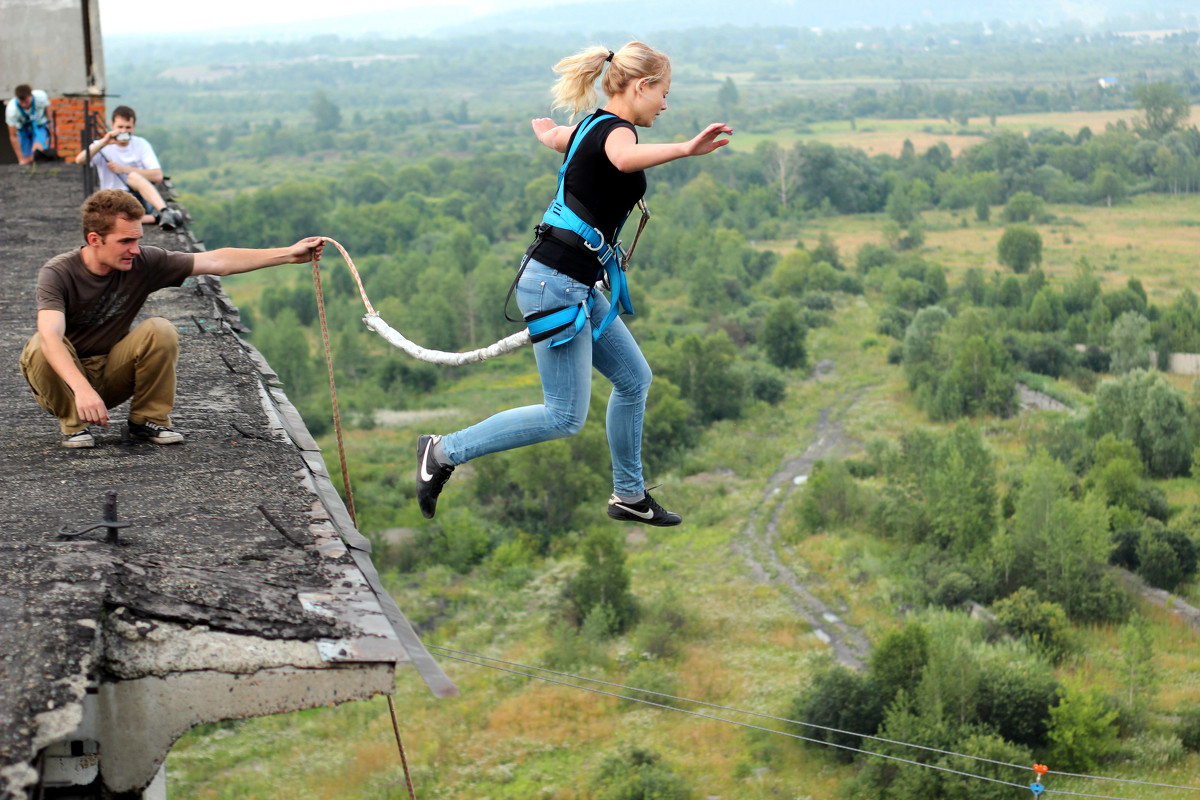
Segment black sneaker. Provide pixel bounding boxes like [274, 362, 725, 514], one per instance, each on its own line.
[128, 420, 184, 444]
[606, 491, 682, 526]
[158, 208, 183, 231]
[62, 428, 95, 448]
[416, 434, 454, 519]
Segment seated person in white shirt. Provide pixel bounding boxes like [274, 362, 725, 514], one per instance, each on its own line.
[74, 105, 183, 230]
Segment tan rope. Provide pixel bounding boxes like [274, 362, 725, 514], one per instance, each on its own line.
[310, 255, 357, 525]
[310, 246, 418, 797]
[388, 695, 418, 800]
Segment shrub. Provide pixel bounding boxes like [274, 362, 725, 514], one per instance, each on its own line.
[790, 665, 885, 762]
[589, 747, 693, 800]
[933, 572, 975, 608]
[1048, 680, 1119, 771]
[992, 587, 1072, 663]
[796, 460, 865, 532]
[1178, 705, 1200, 751]
[563, 529, 638, 633]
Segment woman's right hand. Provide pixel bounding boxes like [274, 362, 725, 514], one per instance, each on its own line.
[683, 122, 733, 157]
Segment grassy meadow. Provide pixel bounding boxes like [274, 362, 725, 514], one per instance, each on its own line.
[727, 104, 1200, 157]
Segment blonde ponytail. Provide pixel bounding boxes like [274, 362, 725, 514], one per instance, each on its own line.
[550, 41, 671, 118]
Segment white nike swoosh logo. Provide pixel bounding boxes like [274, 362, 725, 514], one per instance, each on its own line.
[420, 439, 436, 482]
[611, 502, 654, 520]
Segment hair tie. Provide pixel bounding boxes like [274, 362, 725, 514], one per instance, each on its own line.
[606, 50, 614, 63]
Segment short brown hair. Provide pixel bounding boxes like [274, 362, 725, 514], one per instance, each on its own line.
[15, 84, 32, 100]
[82, 190, 145, 239]
[112, 105, 136, 123]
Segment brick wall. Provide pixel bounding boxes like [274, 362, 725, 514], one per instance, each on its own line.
[48, 97, 106, 158]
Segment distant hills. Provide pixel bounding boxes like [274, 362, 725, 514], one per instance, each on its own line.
[107, 0, 1195, 44]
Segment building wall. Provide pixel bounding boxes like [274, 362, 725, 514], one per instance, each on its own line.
[0, 0, 105, 163]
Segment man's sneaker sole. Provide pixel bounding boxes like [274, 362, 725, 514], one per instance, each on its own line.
[416, 434, 454, 519]
[62, 429, 95, 448]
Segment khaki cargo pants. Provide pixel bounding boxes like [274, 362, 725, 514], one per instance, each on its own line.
[20, 317, 179, 434]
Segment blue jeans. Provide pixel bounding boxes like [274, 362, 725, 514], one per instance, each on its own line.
[440, 258, 653, 496]
[17, 123, 49, 156]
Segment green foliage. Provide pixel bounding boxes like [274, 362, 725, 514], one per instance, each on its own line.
[992, 587, 1072, 664]
[1117, 614, 1158, 727]
[641, 378, 699, 476]
[1048, 680, 1120, 772]
[869, 622, 930, 708]
[1001, 454, 1128, 622]
[589, 747, 692, 800]
[399, 508, 493, 573]
[1001, 191, 1045, 223]
[932, 572, 974, 608]
[1179, 705, 1200, 752]
[974, 647, 1060, 747]
[632, 589, 693, 662]
[791, 664, 884, 761]
[1087, 369, 1193, 478]
[621, 661, 680, 709]
[472, 415, 610, 537]
[795, 459, 865, 533]
[855, 615, 1048, 800]
[1109, 311, 1152, 374]
[1132, 81, 1192, 138]
[902, 308, 1014, 421]
[761, 300, 808, 369]
[996, 224, 1042, 273]
[543, 618, 609, 671]
[658, 331, 747, 425]
[309, 90, 342, 132]
[1136, 527, 1197, 591]
[563, 529, 638, 634]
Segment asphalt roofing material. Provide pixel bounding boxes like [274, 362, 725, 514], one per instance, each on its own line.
[0, 164, 451, 799]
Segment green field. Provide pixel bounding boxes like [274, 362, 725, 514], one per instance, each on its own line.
[727, 105, 1200, 158]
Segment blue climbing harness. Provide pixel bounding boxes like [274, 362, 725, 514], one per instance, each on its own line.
[524, 111, 635, 348]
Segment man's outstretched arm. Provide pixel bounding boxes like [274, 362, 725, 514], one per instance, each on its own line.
[191, 237, 325, 277]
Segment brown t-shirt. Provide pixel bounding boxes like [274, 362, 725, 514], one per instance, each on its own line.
[35, 245, 195, 357]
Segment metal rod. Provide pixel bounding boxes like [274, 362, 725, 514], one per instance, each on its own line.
[103, 490, 119, 544]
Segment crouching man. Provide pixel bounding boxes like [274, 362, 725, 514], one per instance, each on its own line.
[21, 189, 324, 448]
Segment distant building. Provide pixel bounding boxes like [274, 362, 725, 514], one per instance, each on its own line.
[1098, 76, 1120, 89]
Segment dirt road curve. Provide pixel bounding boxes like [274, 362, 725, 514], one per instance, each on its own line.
[732, 363, 872, 669]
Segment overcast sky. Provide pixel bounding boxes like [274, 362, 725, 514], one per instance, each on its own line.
[96, 0, 566, 34]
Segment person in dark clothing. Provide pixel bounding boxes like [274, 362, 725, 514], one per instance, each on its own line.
[22, 189, 324, 448]
[417, 41, 730, 525]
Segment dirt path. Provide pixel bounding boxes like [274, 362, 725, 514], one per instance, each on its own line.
[732, 361, 872, 669]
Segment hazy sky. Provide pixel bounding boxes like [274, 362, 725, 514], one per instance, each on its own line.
[96, 0, 566, 34]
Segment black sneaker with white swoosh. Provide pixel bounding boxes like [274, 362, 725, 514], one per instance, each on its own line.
[606, 491, 682, 526]
[416, 434, 455, 519]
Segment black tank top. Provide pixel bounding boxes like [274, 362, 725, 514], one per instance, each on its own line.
[528, 111, 648, 285]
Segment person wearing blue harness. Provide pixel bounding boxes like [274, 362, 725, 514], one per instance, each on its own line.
[6, 85, 51, 165]
[417, 41, 732, 526]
